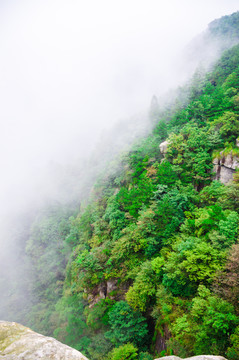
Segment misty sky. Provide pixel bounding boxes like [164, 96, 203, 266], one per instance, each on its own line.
[0, 0, 238, 212]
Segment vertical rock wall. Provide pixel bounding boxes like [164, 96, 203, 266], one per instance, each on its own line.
[213, 151, 239, 184]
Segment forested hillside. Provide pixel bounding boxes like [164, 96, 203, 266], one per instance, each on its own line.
[8, 11, 239, 360]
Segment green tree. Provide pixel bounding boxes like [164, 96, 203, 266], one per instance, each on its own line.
[211, 111, 239, 142]
[105, 301, 148, 348]
[110, 343, 138, 360]
[227, 326, 239, 360]
[163, 237, 225, 296]
[126, 261, 157, 312]
[172, 286, 238, 356]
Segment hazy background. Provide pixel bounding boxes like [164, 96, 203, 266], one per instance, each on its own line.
[0, 0, 238, 213]
[0, 0, 238, 324]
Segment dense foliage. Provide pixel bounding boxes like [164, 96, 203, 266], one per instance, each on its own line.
[18, 12, 239, 360]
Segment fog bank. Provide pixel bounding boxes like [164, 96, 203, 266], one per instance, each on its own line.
[0, 0, 238, 224]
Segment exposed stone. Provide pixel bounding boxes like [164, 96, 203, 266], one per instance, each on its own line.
[155, 356, 227, 360]
[212, 157, 220, 165]
[88, 282, 107, 308]
[107, 279, 118, 294]
[219, 166, 235, 184]
[99, 282, 107, 299]
[88, 280, 119, 307]
[0, 321, 88, 360]
[222, 153, 239, 169]
[213, 162, 235, 184]
[159, 141, 169, 155]
[213, 151, 239, 184]
[155, 357, 181, 360]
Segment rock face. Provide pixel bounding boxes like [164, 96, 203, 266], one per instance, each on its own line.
[213, 151, 239, 184]
[0, 321, 89, 360]
[88, 278, 119, 307]
[155, 356, 227, 360]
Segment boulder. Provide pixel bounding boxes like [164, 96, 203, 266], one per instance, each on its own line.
[155, 357, 181, 360]
[213, 162, 235, 184]
[159, 141, 169, 155]
[222, 153, 239, 169]
[155, 356, 227, 360]
[0, 321, 88, 360]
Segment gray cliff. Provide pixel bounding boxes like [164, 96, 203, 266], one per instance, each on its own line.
[213, 150, 239, 184]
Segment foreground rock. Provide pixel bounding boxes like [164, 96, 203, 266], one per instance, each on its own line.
[0, 321, 88, 360]
[155, 356, 227, 360]
[213, 148, 239, 184]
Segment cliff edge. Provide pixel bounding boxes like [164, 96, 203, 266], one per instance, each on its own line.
[0, 321, 88, 360]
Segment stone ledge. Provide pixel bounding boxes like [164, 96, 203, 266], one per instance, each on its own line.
[155, 356, 227, 360]
[0, 321, 88, 360]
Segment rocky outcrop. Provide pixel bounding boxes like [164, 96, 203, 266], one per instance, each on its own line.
[213, 139, 239, 184]
[154, 324, 171, 354]
[88, 279, 119, 307]
[159, 141, 169, 155]
[0, 321, 88, 360]
[213, 151, 239, 184]
[155, 356, 227, 360]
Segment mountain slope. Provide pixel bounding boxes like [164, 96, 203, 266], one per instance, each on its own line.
[5, 11, 239, 360]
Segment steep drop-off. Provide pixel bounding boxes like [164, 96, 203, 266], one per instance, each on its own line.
[4, 11, 239, 360]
